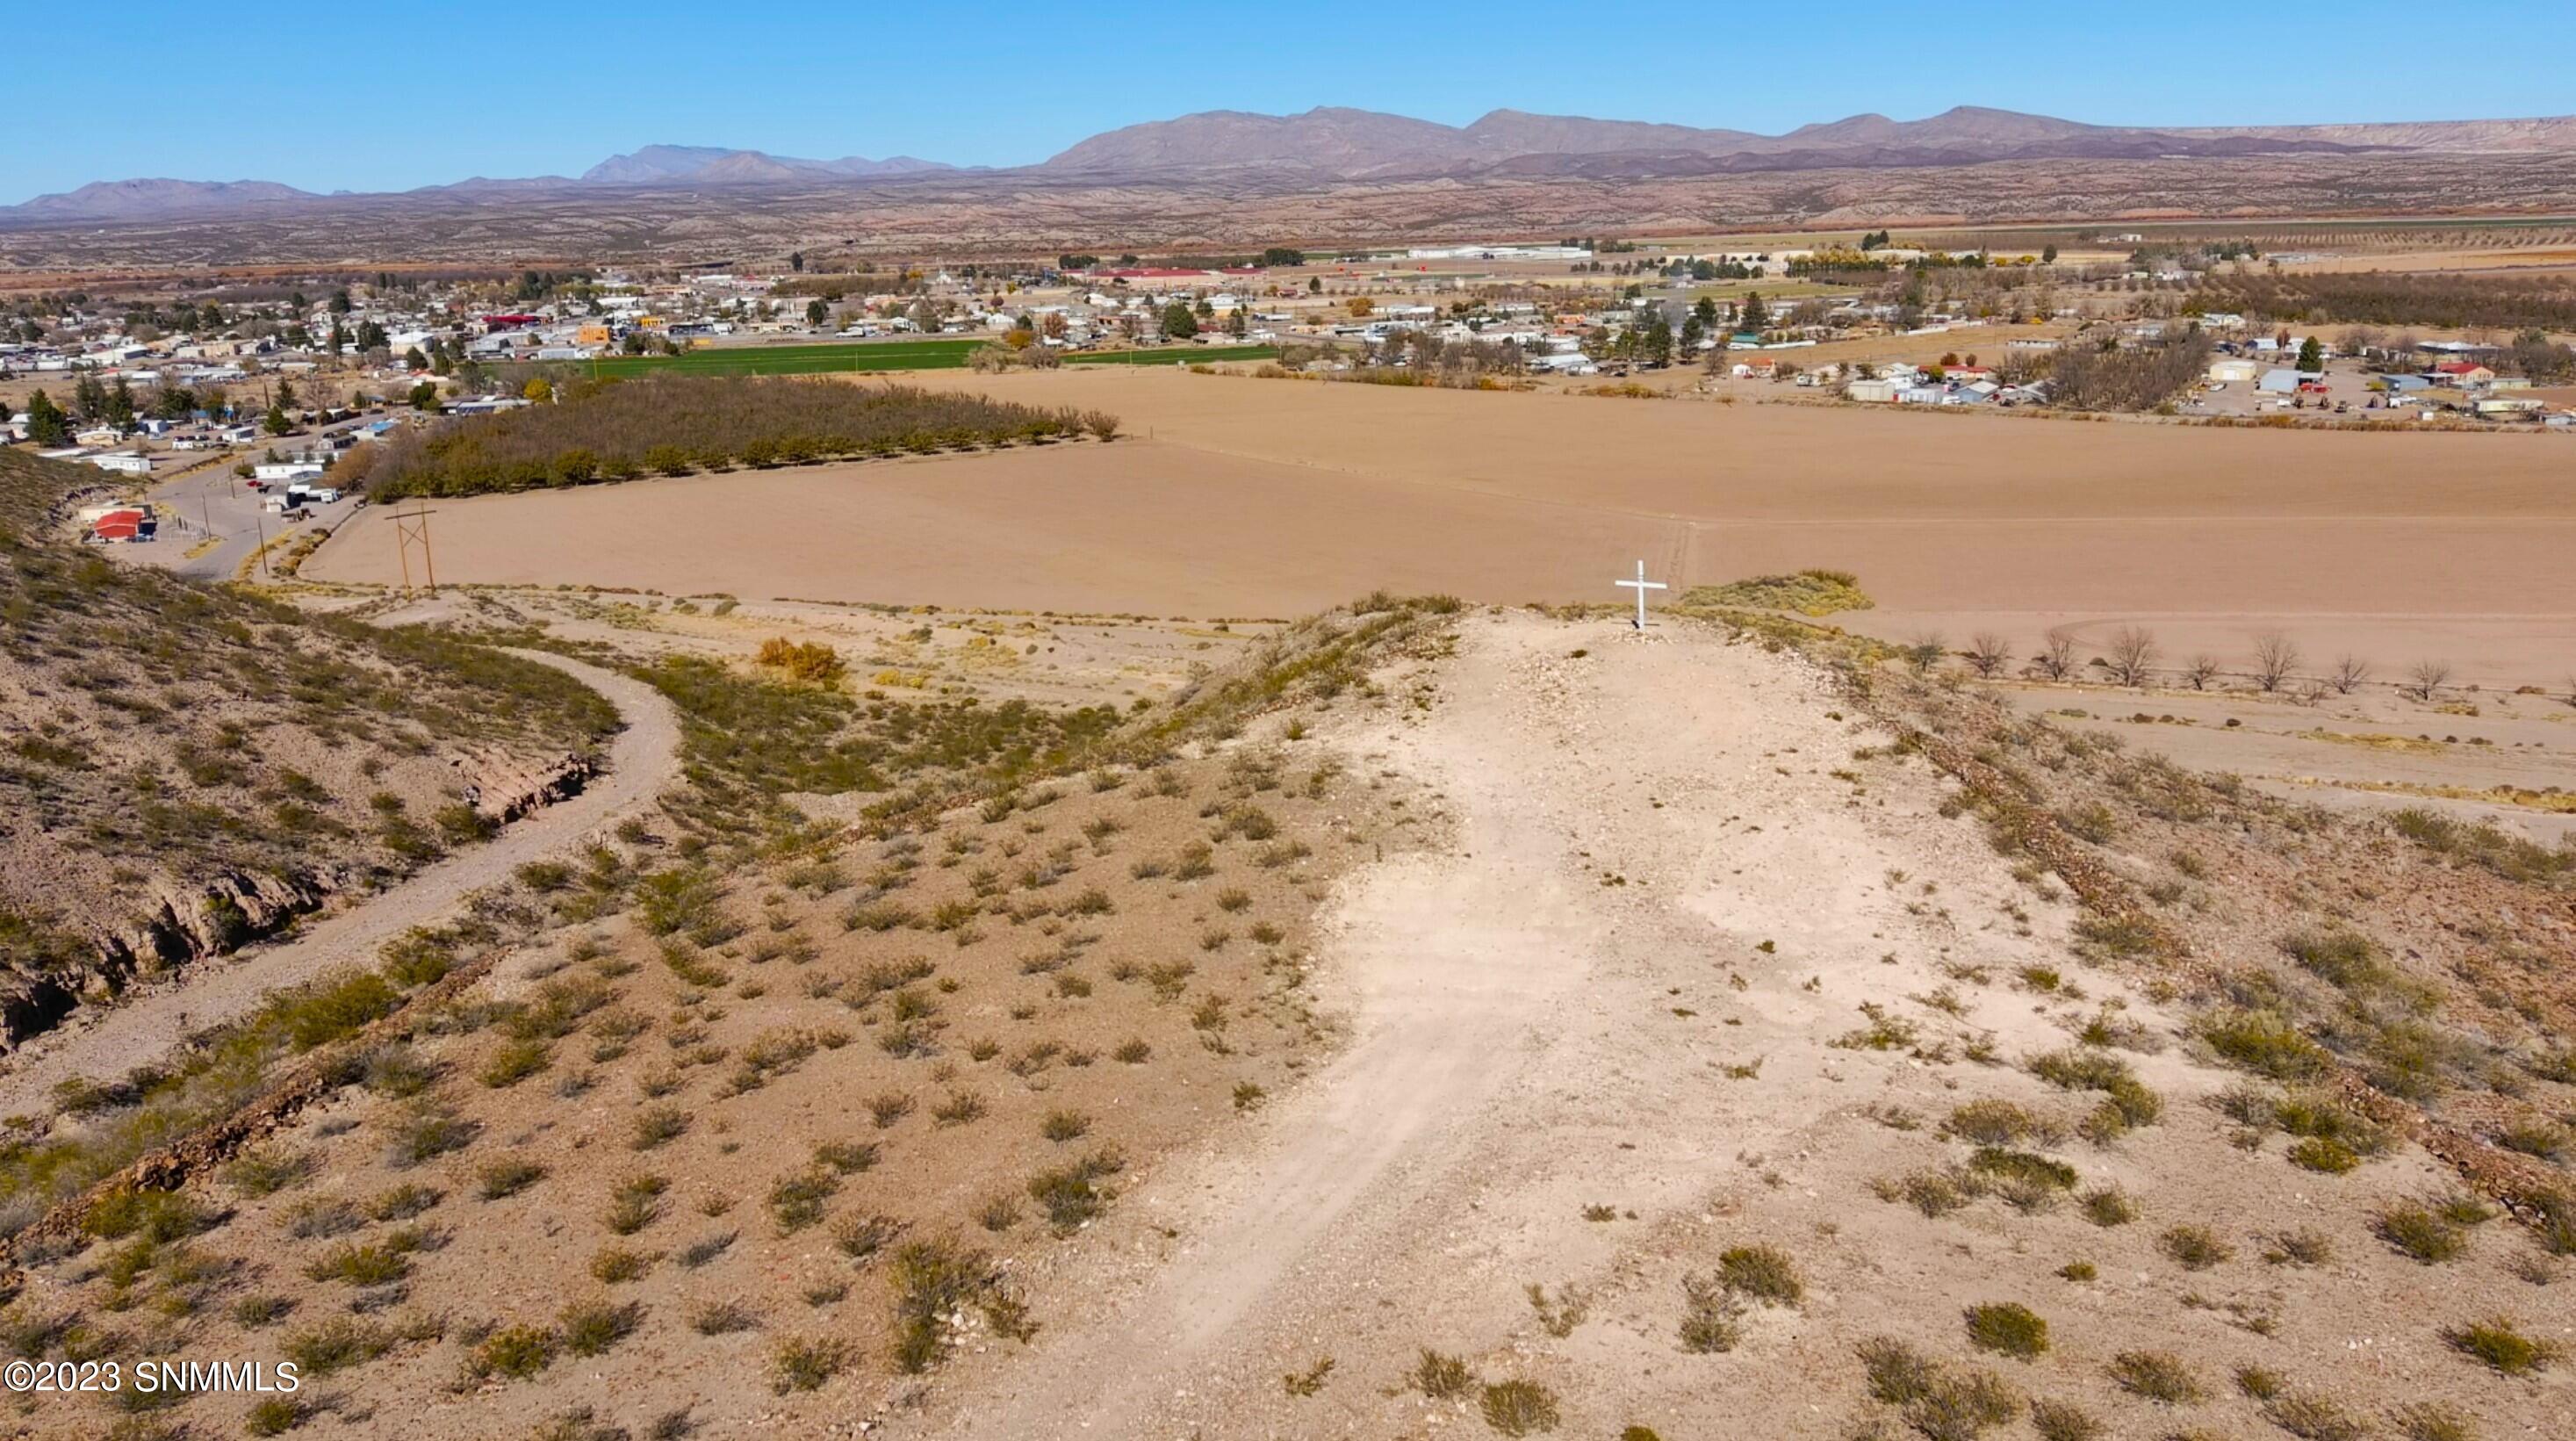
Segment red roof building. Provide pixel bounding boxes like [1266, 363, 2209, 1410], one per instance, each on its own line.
[87, 508, 150, 542]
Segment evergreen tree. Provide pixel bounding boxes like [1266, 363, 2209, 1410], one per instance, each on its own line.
[106, 377, 137, 429]
[25, 390, 69, 445]
[2297, 336, 2325, 371]
[1738, 292, 1769, 334]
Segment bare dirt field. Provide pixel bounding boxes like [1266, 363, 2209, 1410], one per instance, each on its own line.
[306, 368, 2576, 688]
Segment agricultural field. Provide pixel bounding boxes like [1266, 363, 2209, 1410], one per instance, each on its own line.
[306, 365, 2576, 692]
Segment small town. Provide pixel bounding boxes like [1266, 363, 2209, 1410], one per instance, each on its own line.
[5, 15, 2576, 1441]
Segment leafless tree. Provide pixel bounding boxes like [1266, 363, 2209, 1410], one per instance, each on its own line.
[2182, 653, 2221, 690]
[2250, 630, 2302, 693]
[2405, 659, 2453, 702]
[1966, 632, 2013, 678]
[2105, 626, 2160, 688]
[1906, 633, 1947, 675]
[2033, 631, 2076, 681]
[2328, 655, 2371, 694]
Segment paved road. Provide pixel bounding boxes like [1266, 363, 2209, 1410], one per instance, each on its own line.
[0, 652, 681, 1119]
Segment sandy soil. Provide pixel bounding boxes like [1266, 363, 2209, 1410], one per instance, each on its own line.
[0, 652, 679, 1119]
[904, 611, 2571, 1439]
[914, 609, 2090, 1437]
[305, 369, 2576, 688]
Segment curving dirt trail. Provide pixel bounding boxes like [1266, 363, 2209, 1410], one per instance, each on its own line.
[0, 652, 680, 1118]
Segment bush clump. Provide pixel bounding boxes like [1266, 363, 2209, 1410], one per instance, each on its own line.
[1963, 1302, 2050, 1359]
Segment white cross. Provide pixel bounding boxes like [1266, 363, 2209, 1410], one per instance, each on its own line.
[1615, 559, 1667, 630]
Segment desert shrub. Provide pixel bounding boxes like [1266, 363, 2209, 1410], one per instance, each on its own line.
[2393, 1401, 2478, 1441]
[768, 1170, 840, 1234]
[2267, 1228, 2336, 1265]
[84, 1188, 207, 1243]
[1026, 1149, 1126, 1232]
[1413, 1349, 1474, 1398]
[2029, 1399, 2104, 1441]
[630, 1105, 689, 1150]
[2264, 1392, 2370, 1441]
[2199, 1008, 2331, 1080]
[2078, 1186, 2137, 1227]
[1859, 1337, 2021, 1440]
[2496, 1119, 2570, 1162]
[1963, 1302, 2049, 1358]
[1943, 1100, 2054, 1147]
[244, 1395, 310, 1436]
[559, 1300, 641, 1357]
[1479, 1379, 1561, 1436]
[1714, 1243, 1804, 1306]
[466, 1323, 558, 1381]
[814, 1140, 880, 1175]
[1676, 1277, 1742, 1354]
[604, 1174, 668, 1236]
[1684, 570, 1874, 616]
[2107, 1350, 2204, 1404]
[2373, 1204, 2468, 1264]
[889, 1238, 996, 1373]
[2443, 1316, 2560, 1374]
[478, 1157, 547, 1200]
[756, 637, 847, 685]
[771, 1335, 852, 1394]
[2159, 1225, 2232, 1270]
[222, 1147, 316, 1199]
[281, 1317, 391, 1376]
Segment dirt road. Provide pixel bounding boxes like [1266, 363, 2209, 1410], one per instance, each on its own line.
[921, 610, 2092, 1437]
[0, 652, 680, 1117]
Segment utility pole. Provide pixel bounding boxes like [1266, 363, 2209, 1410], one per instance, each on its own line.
[394, 498, 437, 597]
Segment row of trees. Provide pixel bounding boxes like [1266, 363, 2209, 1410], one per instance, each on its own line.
[358, 377, 1119, 499]
[1952, 625, 2483, 704]
[2191, 270, 2576, 335]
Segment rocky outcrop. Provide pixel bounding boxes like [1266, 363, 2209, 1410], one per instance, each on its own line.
[0, 869, 338, 1052]
[459, 749, 597, 825]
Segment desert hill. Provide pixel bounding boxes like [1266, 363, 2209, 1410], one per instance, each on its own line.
[0, 450, 619, 1046]
[12, 103, 2576, 221]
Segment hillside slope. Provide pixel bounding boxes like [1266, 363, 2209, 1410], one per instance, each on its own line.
[0, 450, 619, 1045]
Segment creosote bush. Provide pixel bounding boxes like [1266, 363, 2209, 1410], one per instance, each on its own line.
[1963, 1302, 2049, 1359]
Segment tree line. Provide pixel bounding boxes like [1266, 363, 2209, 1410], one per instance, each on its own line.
[2192, 270, 2576, 334]
[355, 377, 1119, 499]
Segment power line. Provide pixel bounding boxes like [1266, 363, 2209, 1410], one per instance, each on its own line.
[393, 498, 438, 597]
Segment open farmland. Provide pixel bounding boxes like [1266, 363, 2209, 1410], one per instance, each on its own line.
[578, 340, 1277, 379]
[308, 366, 2576, 689]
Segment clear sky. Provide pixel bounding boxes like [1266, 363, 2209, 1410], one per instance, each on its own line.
[9, 0, 2570, 203]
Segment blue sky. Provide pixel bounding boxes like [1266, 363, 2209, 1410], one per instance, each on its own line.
[10, 1, 2570, 202]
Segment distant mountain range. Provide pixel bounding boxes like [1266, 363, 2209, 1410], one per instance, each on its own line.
[12, 104, 2576, 222]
